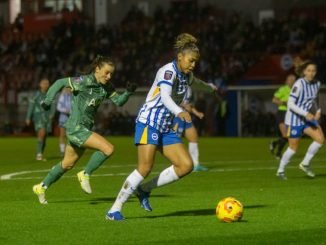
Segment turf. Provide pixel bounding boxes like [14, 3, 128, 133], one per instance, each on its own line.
[0, 137, 326, 244]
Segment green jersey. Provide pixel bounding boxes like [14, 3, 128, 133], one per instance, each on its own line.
[26, 90, 56, 132]
[274, 85, 291, 111]
[43, 73, 131, 130]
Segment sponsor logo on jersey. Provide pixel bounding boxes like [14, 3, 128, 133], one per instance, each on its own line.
[164, 70, 173, 80]
[292, 86, 297, 93]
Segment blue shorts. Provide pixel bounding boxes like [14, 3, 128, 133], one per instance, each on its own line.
[134, 123, 182, 146]
[287, 120, 319, 138]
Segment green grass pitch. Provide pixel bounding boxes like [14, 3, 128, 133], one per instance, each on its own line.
[0, 137, 326, 244]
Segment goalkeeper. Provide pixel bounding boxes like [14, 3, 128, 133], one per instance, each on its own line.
[33, 55, 137, 204]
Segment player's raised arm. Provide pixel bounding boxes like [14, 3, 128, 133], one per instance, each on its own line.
[42, 78, 70, 108]
[109, 82, 137, 106]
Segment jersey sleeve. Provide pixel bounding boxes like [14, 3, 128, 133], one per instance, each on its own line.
[273, 87, 283, 99]
[43, 78, 69, 106]
[67, 76, 85, 92]
[156, 68, 174, 87]
[287, 81, 307, 116]
[289, 81, 302, 100]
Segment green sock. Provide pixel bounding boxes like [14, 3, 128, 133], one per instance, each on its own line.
[37, 140, 44, 154]
[43, 163, 66, 188]
[84, 151, 109, 175]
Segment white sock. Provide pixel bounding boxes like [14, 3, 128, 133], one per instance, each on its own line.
[60, 143, 65, 153]
[141, 166, 179, 192]
[188, 142, 199, 167]
[110, 169, 144, 212]
[277, 147, 296, 173]
[301, 141, 322, 166]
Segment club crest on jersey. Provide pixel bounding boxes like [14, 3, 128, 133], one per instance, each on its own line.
[164, 70, 173, 80]
[73, 76, 83, 84]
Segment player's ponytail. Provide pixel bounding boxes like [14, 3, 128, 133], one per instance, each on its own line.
[83, 55, 115, 74]
[174, 33, 199, 54]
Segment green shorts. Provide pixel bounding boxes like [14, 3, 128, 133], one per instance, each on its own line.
[33, 120, 52, 133]
[66, 126, 92, 147]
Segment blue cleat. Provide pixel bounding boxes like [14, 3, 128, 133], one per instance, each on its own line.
[106, 211, 125, 221]
[193, 164, 208, 172]
[135, 187, 152, 212]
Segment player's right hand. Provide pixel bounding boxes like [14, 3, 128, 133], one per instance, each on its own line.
[305, 112, 314, 121]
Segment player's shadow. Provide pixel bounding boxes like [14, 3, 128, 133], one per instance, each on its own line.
[134, 204, 267, 220]
[143, 208, 214, 219]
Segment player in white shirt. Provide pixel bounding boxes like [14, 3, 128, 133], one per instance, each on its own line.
[107, 33, 200, 220]
[276, 61, 324, 180]
[56, 87, 72, 155]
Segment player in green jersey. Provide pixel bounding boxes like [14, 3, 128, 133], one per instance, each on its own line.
[270, 74, 296, 159]
[26, 78, 56, 161]
[32, 55, 137, 204]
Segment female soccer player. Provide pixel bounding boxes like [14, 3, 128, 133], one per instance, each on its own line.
[276, 61, 324, 180]
[56, 87, 72, 156]
[26, 78, 56, 161]
[270, 74, 296, 159]
[107, 33, 200, 221]
[33, 55, 137, 204]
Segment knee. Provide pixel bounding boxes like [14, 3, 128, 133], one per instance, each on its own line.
[102, 144, 114, 156]
[61, 161, 75, 170]
[176, 158, 193, 176]
[137, 164, 152, 177]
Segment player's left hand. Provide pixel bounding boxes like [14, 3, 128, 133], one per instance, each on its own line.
[126, 82, 137, 93]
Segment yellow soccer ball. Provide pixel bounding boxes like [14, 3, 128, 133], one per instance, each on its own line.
[216, 197, 243, 222]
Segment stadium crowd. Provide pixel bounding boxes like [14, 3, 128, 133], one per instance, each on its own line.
[0, 2, 326, 135]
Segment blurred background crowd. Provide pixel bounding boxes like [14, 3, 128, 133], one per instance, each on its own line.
[0, 0, 325, 136]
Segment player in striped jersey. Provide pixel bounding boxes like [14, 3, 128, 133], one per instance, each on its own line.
[107, 33, 200, 220]
[276, 61, 324, 180]
[56, 87, 72, 156]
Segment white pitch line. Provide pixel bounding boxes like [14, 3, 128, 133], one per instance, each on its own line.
[1, 164, 326, 181]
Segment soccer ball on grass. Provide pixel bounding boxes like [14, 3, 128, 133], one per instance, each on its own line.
[216, 197, 243, 222]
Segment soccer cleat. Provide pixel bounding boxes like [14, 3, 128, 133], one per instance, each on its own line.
[33, 183, 48, 204]
[135, 187, 152, 212]
[36, 154, 46, 161]
[299, 163, 315, 178]
[77, 171, 92, 194]
[106, 211, 125, 221]
[193, 164, 209, 172]
[276, 172, 287, 180]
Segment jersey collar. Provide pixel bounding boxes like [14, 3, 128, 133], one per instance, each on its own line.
[172, 60, 187, 80]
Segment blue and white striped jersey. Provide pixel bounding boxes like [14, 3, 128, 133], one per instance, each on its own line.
[57, 91, 72, 114]
[285, 78, 320, 126]
[136, 60, 190, 132]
